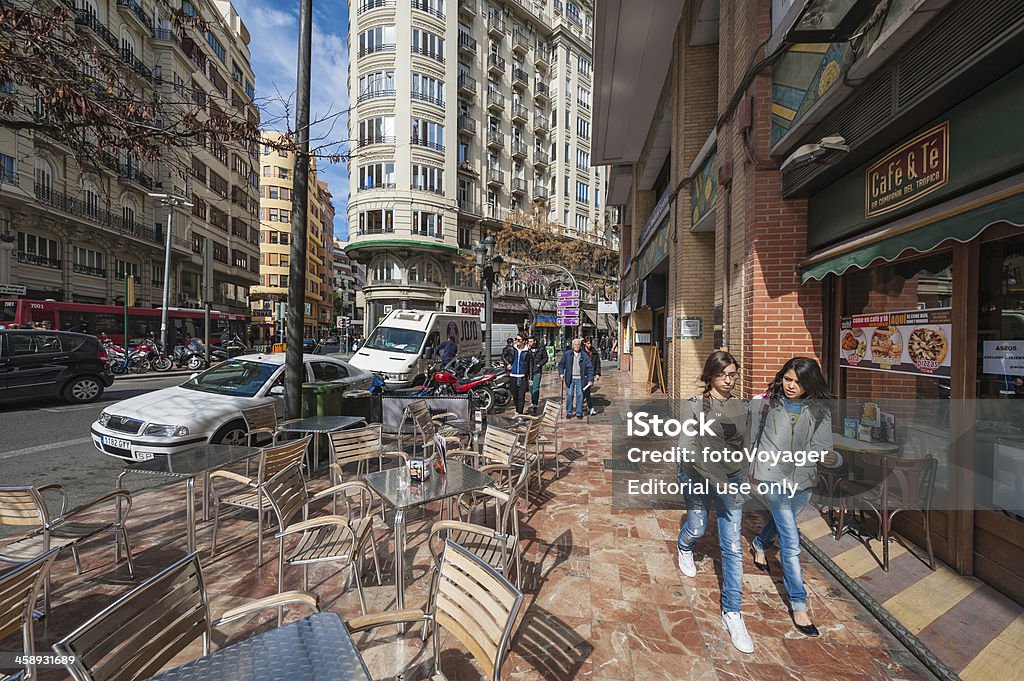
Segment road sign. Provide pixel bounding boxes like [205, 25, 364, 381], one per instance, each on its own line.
[557, 299, 579, 309]
[556, 289, 580, 300]
[336, 315, 347, 329]
[556, 316, 580, 327]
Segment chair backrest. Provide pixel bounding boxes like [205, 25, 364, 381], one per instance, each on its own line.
[480, 427, 520, 466]
[0, 487, 48, 529]
[262, 462, 310, 532]
[522, 417, 543, 446]
[882, 456, 938, 510]
[329, 425, 383, 467]
[539, 401, 560, 430]
[432, 539, 524, 681]
[407, 400, 437, 443]
[56, 553, 210, 681]
[241, 404, 277, 433]
[259, 436, 312, 482]
[1, 548, 58, 672]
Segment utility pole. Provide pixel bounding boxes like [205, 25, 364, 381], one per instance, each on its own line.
[285, 0, 313, 419]
[148, 192, 192, 354]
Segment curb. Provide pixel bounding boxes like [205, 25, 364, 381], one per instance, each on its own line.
[115, 370, 194, 381]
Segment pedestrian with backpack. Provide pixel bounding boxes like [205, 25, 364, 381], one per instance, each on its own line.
[676, 350, 754, 653]
[748, 356, 840, 638]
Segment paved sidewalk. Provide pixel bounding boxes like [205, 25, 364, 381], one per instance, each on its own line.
[11, 366, 940, 680]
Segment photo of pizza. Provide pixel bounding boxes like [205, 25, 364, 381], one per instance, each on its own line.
[841, 329, 867, 361]
[870, 326, 903, 360]
[907, 326, 948, 367]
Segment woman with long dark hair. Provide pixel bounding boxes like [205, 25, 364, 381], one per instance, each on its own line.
[749, 356, 837, 637]
[677, 350, 754, 653]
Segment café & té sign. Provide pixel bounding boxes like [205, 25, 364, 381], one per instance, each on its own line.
[865, 121, 949, 218]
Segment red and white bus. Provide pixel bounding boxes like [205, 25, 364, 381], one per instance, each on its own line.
[0, 299, 249, 345]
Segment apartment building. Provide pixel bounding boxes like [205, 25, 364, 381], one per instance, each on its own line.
[0, 0, 261, 316]
[249, 134, 336, 341]
[332, 240, 363, 330]
[346, 0, 615, 327]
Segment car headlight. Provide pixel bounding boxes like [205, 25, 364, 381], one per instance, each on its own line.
[143, 424, 191, 437]
[98, 411, 112, 427]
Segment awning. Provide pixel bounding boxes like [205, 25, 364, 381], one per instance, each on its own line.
[534, 314, 558, 328]
[801, 181, 1024, 282]
[494, 300, 530, 314]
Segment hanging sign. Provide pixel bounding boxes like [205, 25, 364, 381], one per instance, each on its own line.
[839, 307, 952, 377]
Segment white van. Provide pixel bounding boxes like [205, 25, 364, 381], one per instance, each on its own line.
[483, 323, 520, 361]
[350, 310, 482, 387]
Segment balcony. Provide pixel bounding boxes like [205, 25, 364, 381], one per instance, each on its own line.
[511, 178, 527, 194]
[488, 14, 505, 37]
[486, 169, 504, 186]
[511, 103, 528, 123]
[535, 47, 549, 68]
[458, 73, 477, 96]
[512, 67, 529, 88]
[458, 0, 475, 16]
[411, 0, 445, 20]
[411, 45, 445, 63]
[358, 135, 396, 148]
[487, 90, 505, 110]
[356, 88, 396, 103]
[116, 0, 152, 31]
[533, 185, 548, 200]
[486, 131, 504, 149]
[119, 166, 156, 190]
[511, 139, 527, 159]
[357, 44, 396, 58]
[357, 0, 395, 13]
[73, 263, 107, 277]
[33, 183, 156, 242]
[533, 116, 549, 134]
[487, 53, 505, 75]
[356, 223, 395, 235]
[18, 252, 62, 270]
[457, 115, 477, 135]
[458, 31, 477, 55]
[512, 32, 529, 54]
[119, 48, 152, 79]
[533, 148, 549, 166]
[411, 136, 444, 153]
[458, 198, 481, 215]
[534, 81, 549, 100]
[411, 91, 444, 108]
[75, 9, 118, 51]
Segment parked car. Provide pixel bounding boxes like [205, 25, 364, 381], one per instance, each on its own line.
[0, 330, 114, 404]
[90, 353, 373, 460]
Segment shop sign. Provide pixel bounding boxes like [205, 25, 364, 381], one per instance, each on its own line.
[0, 284, 27, 296]
[839, 307, 952, 377]
[457, 299, 484, 317]
[982, 340, 1024, 377]
[865, 122, 949, 218]
[598, 301, 619, 314]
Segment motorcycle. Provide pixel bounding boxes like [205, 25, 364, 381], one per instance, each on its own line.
[451, 356, 511, 408]
[426, 362, 497, 412]
[134, 339, 173, 372]
[100, 337, 151, 375]
[172, 339, 209, 370]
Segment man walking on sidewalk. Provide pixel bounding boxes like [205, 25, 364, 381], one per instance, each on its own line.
[527, 335, 547, 413]
[583, 338, 602, 415]
[503, 332, 532, 414]
[558, 337, 593, 419]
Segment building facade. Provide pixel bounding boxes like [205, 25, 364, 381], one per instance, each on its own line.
[0, 0, 261, 317]
[594, 0, 1024, 606]
[332, 239, 363, 332]
[345, 0, 614, 329]
[248, 134, 335, 341]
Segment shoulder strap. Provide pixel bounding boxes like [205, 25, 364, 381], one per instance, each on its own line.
[753, 399, 770, 452]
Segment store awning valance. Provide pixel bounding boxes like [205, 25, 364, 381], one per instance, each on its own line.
[534, 314, 558, 328]
[801, 184, 1024, 282]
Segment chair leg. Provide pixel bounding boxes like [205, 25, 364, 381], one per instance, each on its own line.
[369, 534, 382, 585]
[120, 528, 136, 579]
[922, 509, 935, 571]
[882, 513, 891, 572]
[836, 502, 846, 541]
[71, 546, 82, 575]
[303, 563, 309, 591]
[257, 503, 264, 567]
[353, 564, 367, 616]
[277, 541, 285, 627]
[211, 502, 221, 557]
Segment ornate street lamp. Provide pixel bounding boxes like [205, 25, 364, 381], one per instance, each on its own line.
[475, 235, 503, 366]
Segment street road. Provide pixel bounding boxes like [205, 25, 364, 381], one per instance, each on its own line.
[0, 374, 186, 510]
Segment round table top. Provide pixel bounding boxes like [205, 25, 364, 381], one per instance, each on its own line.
[832, 434, 901, 454]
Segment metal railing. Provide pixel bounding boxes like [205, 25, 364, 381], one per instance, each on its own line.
[119, 48, 152, 79]
[487, 131, 504, 147]
[18, 253, 62, 270]
[512, 103, 528, 121]
[458, 198, 481, 214]
[411, 137, 444, 152]
[512, 67, 529, 86]
[73, 264, 106, 277]
[457, 73, 477, 93]
[410, 0, 445, 20]
[458, 115, 477, 134]
[488, 14, 505, 34]
[358, 136, 396, 147]
[533, 185, 548, 199]
[116, 0, 152, 28]
[487, 53, 506, 72]
[534, 116, 549, 133]
[33, 183, 155, 241]
[511, 178, 527, 193]
[357, 0, 395, 13]
[511, 140, 527, 157]
[535, 81, 549, 97]
[357, 44, 396, 57]
[75, 10, 118, 50]
[487, 90, 505, 109]
[458, 32, 477, 52]
[534, 149, 549, 165]
[487, 169, 504, 185]
[458, 0, 476, 14]
[513, 32, 529, 53]
[356, 88, 396, 103]
[411, 91, 444, 107]
[411, 45, 444, 63]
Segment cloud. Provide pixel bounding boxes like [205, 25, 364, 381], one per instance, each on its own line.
[231, 0, 350, 238]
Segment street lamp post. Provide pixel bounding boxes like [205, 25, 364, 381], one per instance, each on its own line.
[148, 192, 193, 354]
[474, 235, 503, 367]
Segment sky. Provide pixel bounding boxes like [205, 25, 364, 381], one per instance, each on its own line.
[231, 0, 351, 240]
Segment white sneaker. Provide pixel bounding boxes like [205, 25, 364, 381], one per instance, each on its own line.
[589, 407, 597, 415]
[721, 611, 754, 653]
[677, 548, 696, 577]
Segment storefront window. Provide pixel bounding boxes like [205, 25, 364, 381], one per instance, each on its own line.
[840, 251, 954, 490]
[976, 235, 1024, 518]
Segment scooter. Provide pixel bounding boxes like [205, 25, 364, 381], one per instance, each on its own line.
[171, 340, 208, 370]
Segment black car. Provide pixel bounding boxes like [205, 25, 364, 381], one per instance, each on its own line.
[0, 330, 115, 404]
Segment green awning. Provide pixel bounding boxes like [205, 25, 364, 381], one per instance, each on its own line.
[801, 189, 1024, 282]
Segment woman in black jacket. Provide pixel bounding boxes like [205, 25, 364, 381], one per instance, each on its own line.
[583, 338, 602, 415]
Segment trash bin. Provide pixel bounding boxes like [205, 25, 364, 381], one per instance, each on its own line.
[300, 382, 319, 418]
[312, 382, 348, 416]
[340, 389, 381, 424]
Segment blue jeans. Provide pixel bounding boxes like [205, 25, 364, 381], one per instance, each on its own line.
[676, 466, 746, 614]
[753, 486, 814, 612]
[565, 378, 583, 416]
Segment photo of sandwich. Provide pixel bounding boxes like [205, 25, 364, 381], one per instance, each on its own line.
[870, 326, 903, 360]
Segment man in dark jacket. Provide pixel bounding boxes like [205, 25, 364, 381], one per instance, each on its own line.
[502, 332, 532, 414]
[557, 337, 594, 418]
[583, 338, 602, 415]
[527, 336, 547, 413]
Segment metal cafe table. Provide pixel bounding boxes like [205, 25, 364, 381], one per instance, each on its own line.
[116, 444, 261, 554]
[275, 415, 368, 473]
[363, 460, 495, 621]
[824, 434, 901, 539]
[148, 612, 371, 681]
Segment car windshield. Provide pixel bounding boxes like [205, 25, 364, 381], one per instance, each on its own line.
[181, 359, 278, 397]
[362, 327, 426, 354]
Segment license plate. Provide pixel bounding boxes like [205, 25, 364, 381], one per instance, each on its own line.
[102, 436, 132, 450]
[135, 452, 154, 461]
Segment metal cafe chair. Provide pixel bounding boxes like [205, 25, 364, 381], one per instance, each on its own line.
[263, 463, 383, 621]
[53, 552, 321, 681]
[240, 403, 299, 475]
[209, 436, 312, 567]
[838, 455, 938, 571]
[0, 485, 135, 616]
[0, 549, 59, 680]
[346, 539, 524, 681]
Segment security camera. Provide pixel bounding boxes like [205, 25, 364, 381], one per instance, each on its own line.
[780, 135, 849, 173]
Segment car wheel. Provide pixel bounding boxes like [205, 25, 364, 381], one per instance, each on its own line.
[212, 419, 248, 445]
[64, 376, 104, 404]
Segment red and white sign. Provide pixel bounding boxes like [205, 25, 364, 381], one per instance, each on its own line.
[457, 300, 485, 317]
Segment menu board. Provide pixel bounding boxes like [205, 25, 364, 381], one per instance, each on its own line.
[839, 307, 952, 377]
